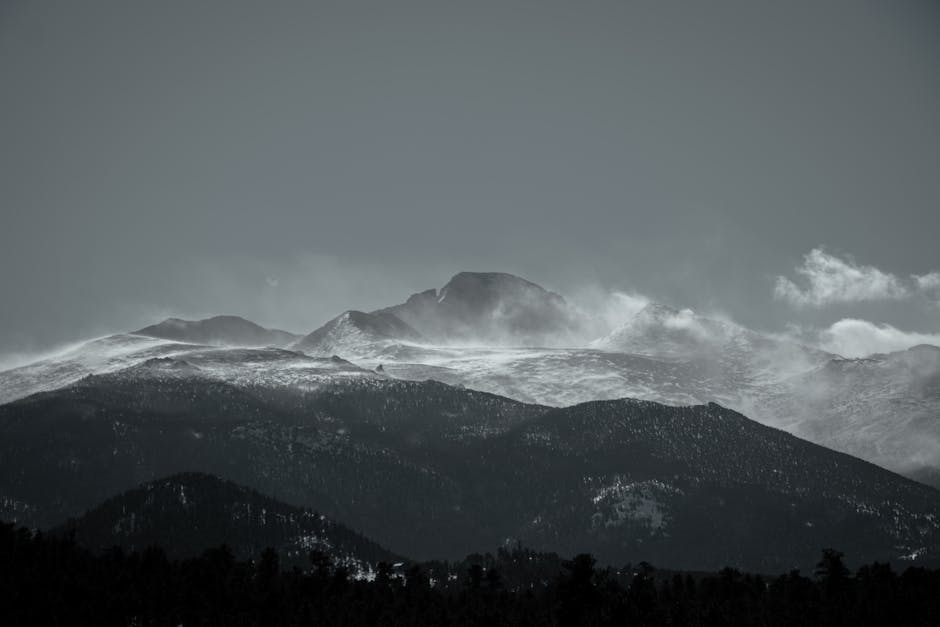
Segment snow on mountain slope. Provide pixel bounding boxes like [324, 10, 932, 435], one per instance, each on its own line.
[291, 310, 423, 357]
[312, 301, 830, 410]
[369, 341, 940, 483]
[373, 347, 722, 407]
[291, 304, 940, 483]
[752, 344, 940, 481]
[2, 276, 936, 490]
[0, 334, 204, 405]
[108, 350, 383, 391]
[0, 334, 382, 405]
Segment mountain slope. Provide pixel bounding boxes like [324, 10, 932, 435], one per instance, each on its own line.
[493, 399, 940, 569]
[1, 369, 938, 571]
[56, 472, 400, 572]
[292, 310, 423, 356]
[134, 315, 300, 347]
[4, 286, 935, 490]
[0, 334, 203, 405]
[0, 336, 381, 406]
[756, 344, 940, 484]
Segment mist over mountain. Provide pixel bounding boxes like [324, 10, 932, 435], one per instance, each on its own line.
[4, 2, 938, 621]
[0, 334, 380, 407]
[2, 270, 939, 487]
[2, 268, 940, 575]
[757, 344, 940, 480]
[377, 272, 585, 346]
[596, 304, 824, 363]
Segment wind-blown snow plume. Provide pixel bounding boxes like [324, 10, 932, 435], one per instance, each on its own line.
[774, 248, 940, 310]
[774, 248, 909, 307]
[818, 319, 940, 358]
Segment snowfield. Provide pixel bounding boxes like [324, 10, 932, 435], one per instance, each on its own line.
[2, 301, 939, 486]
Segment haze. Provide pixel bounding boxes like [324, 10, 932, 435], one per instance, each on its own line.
[2, 0, 939, 358]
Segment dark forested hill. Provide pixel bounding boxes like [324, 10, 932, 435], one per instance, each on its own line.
[55, 472, 399, 571]
[1, 367, 939, 572]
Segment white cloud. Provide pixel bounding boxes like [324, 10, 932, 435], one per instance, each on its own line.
[818, 318, 940, 358]
[914, 272, 940, 292]
[773, 249, 909, 307]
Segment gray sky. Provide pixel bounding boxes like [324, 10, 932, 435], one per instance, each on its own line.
[2, 0, 939, 356]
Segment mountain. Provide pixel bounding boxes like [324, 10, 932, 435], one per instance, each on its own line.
[594, 309, 940, 483]
[3, 276, 935, 488]
[2, 367, 938, 572]
[369, 304, 940, 487]
[55, 472, 400, 572]
[376, 346, 720, 406]
[0, 333, 381, 406]
[134, 315, 300, 347]
[0, 333, 204, 405]
[495, 398, 940, 570]
[594, 303, 719, 358]
[377, 272, 583, 345]
[756, 344, 940, 486]
[292, 310, 423, 357]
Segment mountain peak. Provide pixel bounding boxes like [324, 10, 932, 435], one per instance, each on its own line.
[441, 271, 549, 292]
[292, 310, 422, 356]
[134, 316, 299, 348]
[635, 302, 688, 322]
[376, 271, 579, 345]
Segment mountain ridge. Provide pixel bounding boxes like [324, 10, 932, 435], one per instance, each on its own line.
[292, 310, 423, 356]
[134, 315, 300, 347]
[2, 367, 939, 571]
[2, 270, 939, 490]
[376, 271, 582, 345]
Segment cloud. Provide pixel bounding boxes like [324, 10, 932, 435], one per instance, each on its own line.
[914, 272, 940, 292]
[774, 248, 940, 309]
[818, 319, 940, 358]
[773, 249, 909, 307]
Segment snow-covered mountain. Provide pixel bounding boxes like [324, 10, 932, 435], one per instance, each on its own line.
[134, 315, 300, 347]
[359, 320, 940, 484]
[292, 310, 423, 357]
[376, 271, 583, 345]
[754, 344, 940, 482]
[0, 334, 203, 405]
[1, 271, 938, 487]
[0, 333, 381, 405]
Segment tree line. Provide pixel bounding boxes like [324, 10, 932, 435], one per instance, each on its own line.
[2, 522, 939, 625]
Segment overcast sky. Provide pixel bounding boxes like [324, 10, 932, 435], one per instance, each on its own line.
[2, 0, 939, 358]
